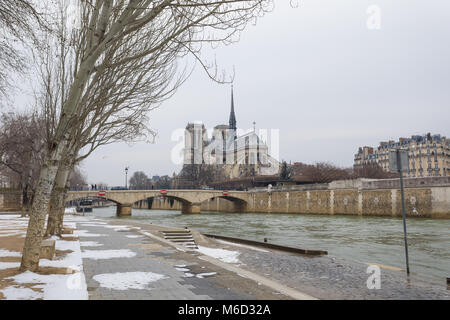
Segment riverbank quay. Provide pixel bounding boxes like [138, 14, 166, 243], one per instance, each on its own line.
[1, 213, 448, 300]
[90, 217, 449, 300]
[0, 213, 312, 300]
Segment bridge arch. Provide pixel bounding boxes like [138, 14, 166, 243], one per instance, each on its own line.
[199, 195, 248, 213]
[66, 195, 121, 205]
[67, 190, 250, 215]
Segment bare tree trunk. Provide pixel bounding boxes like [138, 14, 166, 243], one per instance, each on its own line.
[46, 162, 72, 236]
[20, 142, 66, 271]
[55, 163, 74, 235]
[20, 161, 34, 217]
[21, 186, 29, 217]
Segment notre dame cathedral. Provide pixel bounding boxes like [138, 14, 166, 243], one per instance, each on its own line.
[176, 88, 279, 188]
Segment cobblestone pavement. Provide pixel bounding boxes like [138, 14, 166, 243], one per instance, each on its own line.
[73, 217, 288, 300]
[233, 247, 450, 300]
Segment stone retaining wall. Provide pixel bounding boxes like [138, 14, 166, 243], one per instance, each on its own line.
[133, 185, 450, 218]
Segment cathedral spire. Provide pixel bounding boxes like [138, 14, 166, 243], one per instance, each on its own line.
[229, 85, 237, 131]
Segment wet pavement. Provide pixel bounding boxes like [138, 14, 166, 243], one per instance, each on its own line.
[236, 249, 450, 300]
[73, 217, 290, 300]
[71, 216, 449, 300]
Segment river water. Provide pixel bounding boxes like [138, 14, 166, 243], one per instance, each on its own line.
[90, 207, 449, 279]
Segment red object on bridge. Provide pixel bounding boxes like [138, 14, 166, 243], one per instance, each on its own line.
[222, 190, 229, 196]
[98, 190, 106, 196]
[160, 190, 167, 195]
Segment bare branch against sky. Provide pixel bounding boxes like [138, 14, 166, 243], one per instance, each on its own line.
[6, 0, 450, 186]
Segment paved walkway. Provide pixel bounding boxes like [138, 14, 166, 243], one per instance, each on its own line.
[73, 216, 449, 300]
[75, 217, 289, 300]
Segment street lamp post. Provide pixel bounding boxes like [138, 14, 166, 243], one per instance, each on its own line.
[125, 166, 129, 189]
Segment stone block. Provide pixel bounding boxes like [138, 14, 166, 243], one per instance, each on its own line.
[40, 239, 56, 260]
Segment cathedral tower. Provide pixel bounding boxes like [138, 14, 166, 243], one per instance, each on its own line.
[229, 86, 237, 131]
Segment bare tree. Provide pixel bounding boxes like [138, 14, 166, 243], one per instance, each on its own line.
[0, 0, 45, 97]
[0, 111, 46, 215]
[22, 0, 274, 271]
[153, 175, 172, 190]
[129, 171, 150, 190]
[69, 166, 87, 189]
[352, 163, 398, 179]
[299, 162, 351, 183]
[178, 164, 226, 188]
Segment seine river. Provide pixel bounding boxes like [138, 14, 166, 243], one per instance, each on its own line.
[91, 207, 449, 279]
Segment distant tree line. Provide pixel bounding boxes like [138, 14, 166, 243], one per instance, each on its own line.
[287, 161, 398, 184]
[128, 171, 173, 190]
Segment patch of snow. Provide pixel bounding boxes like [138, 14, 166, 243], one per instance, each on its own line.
[6, 271, 88, 300]
[79, 224, 107, 227]
[81, 249, 136, 260]
[54, 240, 78, 252]
[0, 249, 22, 257]
[125, 235, 143, 239]
[0, 231, 25, 237]
[0, 286, 41, 300]
[183, 273, 195, 278]
[64, 208, 77, 214]
[0, 215, 22, 220]
[103, 225, 128, 229]
[39, 251, 81, 269]
[93, 272, 168, 290]
[74, 230, 106, 237]
[0, 262, 20, 270]
[79, 241, 103, 247]
[4, 235, 88, 300]
[196, 246, 240, 264]
[196, 272, 217, 279]
[175, 267, 190, 272]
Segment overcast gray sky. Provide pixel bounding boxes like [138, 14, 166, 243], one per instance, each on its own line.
[11, 0, 450, 186]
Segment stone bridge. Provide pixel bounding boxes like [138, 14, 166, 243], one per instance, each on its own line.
[66, 189, 249, 216]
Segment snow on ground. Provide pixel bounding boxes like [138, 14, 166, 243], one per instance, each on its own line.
[175, 267, 190, 272]
[103, 225, 128, 229]
[79, 241, 103, 247]
[0, 215, 28, 237]
[0, 214, 25, 221]
[0, 249, 22, 257]
[39, 239, 83, 270]
[81, 249, 136, 260]
[78, 220, 108, 227]
[102, 225, 131, 232]
[0, 231, 26, 237]
[74, 229, 106, 237]
[92, 272, 168, 290]
[0, 262, 21, 270]
[125, 235, 143, 239]
[0, 286, 42, 300]
[196, 272, 217, 279]
[64, 208, 76, 214]
[4, 271, 88, 300]
[0, 216, 89, 300]
[196, 246, 240, 264]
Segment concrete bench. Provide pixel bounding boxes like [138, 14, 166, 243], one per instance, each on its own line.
[40, 239, 56, 260]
